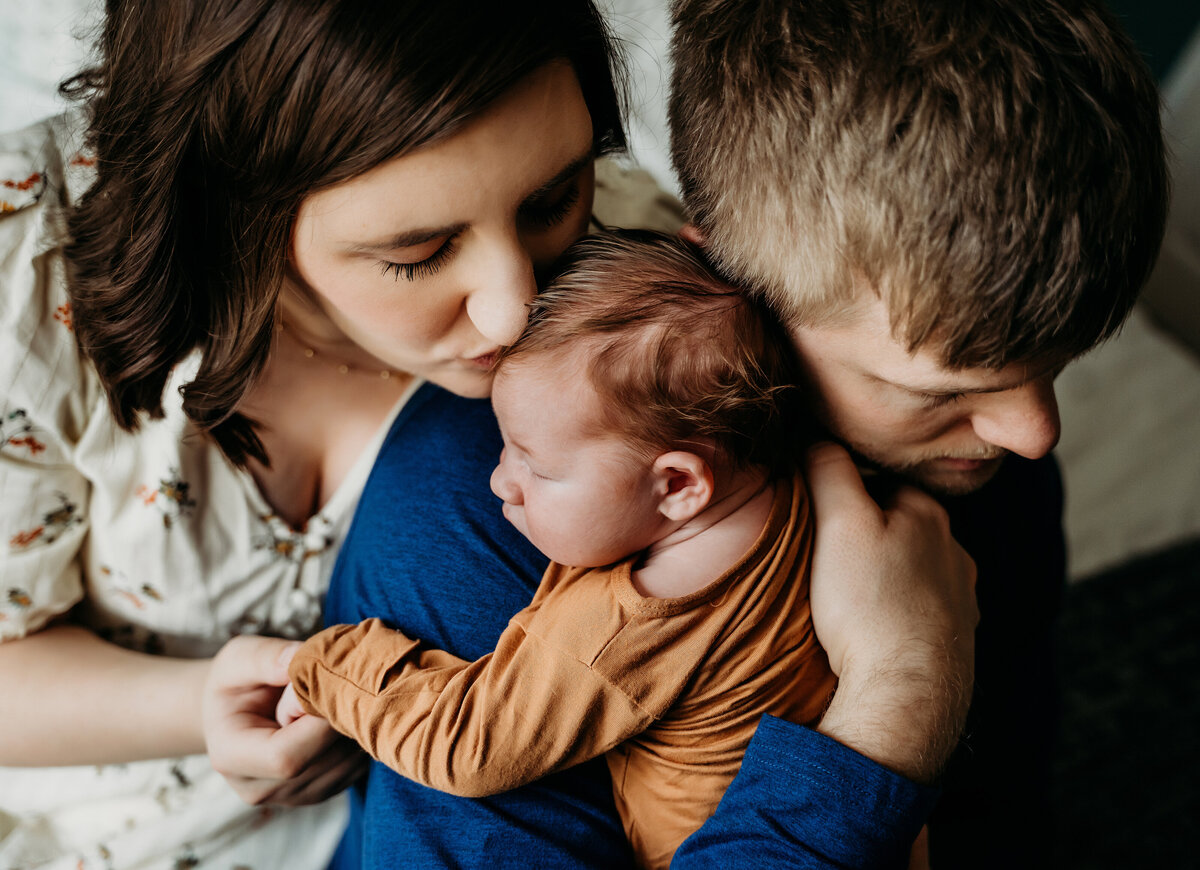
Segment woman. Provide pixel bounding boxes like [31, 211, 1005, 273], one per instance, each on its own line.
[0, 0, 963, 867]
[0, 1, 623, 866]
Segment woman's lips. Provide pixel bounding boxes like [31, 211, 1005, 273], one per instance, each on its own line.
[465, 351, 498, 370]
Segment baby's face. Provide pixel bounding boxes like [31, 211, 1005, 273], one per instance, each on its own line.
[489, 356, 667, 567]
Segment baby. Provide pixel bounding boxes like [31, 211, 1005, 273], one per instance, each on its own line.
[281, 229, 836, 869]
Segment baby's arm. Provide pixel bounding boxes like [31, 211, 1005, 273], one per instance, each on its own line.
[287, 610, 653, 797]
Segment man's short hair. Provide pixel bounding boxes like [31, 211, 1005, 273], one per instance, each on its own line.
[669, 0, 1169, 368]
[497, 229, 809, 477]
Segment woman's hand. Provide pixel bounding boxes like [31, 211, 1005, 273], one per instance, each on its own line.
[203, 635, 368, 806]
[275, 682, 307, 728]
[803, 443, 978, 784]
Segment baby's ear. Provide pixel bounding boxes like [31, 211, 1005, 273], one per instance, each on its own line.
[652, 451, 714, 522]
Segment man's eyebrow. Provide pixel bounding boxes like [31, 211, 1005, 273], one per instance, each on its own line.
[902, 383, 1007, 396]
[894, 360, 1067, 395]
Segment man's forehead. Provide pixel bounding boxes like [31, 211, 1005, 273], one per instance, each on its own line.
[791, 291, 1069, 390]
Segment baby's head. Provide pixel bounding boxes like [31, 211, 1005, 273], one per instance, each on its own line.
[488, 229, 806, 566]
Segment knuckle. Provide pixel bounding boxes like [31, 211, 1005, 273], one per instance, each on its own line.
[268, 744, 309, 781]
[805, 441, 846, 466]
[239, 784, 273, 807]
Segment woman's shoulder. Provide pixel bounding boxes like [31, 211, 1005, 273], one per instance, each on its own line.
[0, 112, 102, 451]
[0, 111, 94, 216]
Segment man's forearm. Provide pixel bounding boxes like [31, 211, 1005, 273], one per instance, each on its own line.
[816, 645, 972, 785]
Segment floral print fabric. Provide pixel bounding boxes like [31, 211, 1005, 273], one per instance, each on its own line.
[0, 114, 412, 870]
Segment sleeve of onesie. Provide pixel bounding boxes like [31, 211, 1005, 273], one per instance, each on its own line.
[290, 611, 654, 798]
[0, 124, 98, 641]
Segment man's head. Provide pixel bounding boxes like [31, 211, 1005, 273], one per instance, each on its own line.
[489, 229, 808, 563]
[669, 0, 1168, 492]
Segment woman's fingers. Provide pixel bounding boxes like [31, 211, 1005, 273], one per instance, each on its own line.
[273, 740, 370, 806]
[204, 635, 348, 798]
[222, 736, 368, 806]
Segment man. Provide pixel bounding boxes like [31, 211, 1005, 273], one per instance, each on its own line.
[668, 0, 1168, 864]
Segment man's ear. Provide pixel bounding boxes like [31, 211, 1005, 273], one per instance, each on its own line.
[678, 223, 707, 247]
[652, 451, 714, 522]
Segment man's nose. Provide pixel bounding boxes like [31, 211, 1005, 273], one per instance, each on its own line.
[969, 378, 1062, 459]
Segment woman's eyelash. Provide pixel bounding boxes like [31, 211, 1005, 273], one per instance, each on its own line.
[376, 179, 580, 282]
[379, 239, 457, 282]
[521, 184, 580, 229]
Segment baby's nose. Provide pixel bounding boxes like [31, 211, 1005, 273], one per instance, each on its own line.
[490, 453, 522, 504]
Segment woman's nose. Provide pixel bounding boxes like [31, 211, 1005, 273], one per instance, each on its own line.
[466, 240, 536, 347]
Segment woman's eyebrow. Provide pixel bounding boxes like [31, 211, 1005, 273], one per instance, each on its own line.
[346, 223, 469, 255]
[344, 150, 591, 254]
[523, 150, 593, 202]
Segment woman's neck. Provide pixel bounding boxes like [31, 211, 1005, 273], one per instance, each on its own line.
[277, 280, 398, 375]
[632, 468, 777, 599]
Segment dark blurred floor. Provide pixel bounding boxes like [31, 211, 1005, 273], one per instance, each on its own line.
[1053, 536, 1200, 868]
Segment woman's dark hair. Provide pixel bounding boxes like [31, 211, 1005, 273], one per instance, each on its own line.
[62, 0, 627, 465]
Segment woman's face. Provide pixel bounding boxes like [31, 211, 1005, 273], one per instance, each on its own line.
[288, 62, 596, 398]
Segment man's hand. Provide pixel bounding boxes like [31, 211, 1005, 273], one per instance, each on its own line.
[804, 443, 978, 784]
[203, 635, 368, 805]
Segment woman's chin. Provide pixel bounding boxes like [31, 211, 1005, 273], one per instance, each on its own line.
[426, 368, 495, 399]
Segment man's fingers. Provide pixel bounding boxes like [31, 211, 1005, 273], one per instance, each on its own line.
[885, 481, 948, 518]
[804, 442, 880, 525]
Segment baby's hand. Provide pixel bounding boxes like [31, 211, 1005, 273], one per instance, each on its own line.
[275, 682, 308, 727]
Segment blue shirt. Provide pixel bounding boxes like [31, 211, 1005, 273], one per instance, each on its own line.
[326, 383, 937, 868]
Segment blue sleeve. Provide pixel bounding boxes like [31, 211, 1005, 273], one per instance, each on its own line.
[327, 383, 937, 869]
[674, 716, 939, 868]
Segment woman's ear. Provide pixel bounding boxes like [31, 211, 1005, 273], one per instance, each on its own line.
[652, 451, 714, 522]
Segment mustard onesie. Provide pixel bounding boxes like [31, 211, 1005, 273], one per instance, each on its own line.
[290, 473, 836, 869]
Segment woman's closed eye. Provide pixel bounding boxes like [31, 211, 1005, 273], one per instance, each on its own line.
[379, 237, 458, 282]
[519, 180, 580, 229]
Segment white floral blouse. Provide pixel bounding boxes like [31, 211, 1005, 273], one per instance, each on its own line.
[0, 114, 416, 870]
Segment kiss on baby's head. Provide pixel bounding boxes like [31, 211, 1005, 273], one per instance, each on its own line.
[493, 229, 811, 480]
